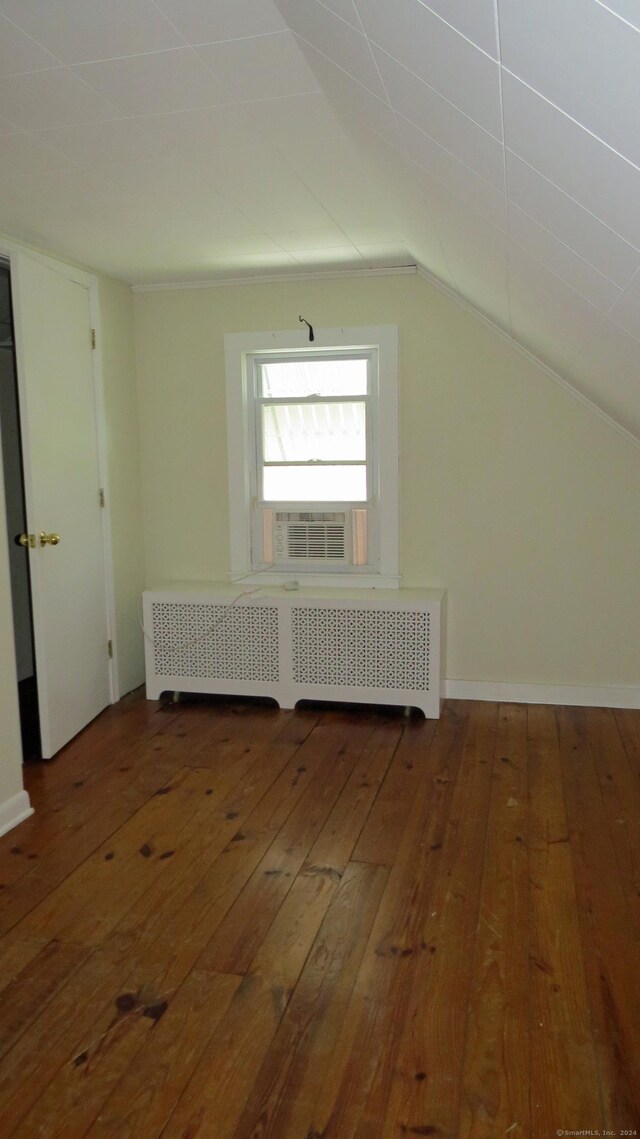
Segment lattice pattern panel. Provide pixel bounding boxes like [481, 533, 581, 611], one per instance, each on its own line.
[151, 602, 279, 681]
[292, 607, 430, 691]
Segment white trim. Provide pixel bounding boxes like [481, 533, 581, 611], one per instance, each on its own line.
[228, 571, 402, 589]
[133, 256, 640, 449]
[225, 325, 399, 585]
[87, 290, 119, 702]
[415, 265, 640, 451]
[0, 236, 94, 289]
[132, 265, 417, 292]
[445, 678, 640, 709]
[0, 790, 34, 838]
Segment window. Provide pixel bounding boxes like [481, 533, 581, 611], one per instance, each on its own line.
[225, 325, 398, 587]
[256, 354, 368, 503]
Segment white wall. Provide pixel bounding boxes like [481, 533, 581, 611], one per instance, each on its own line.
[133, 272, 640, 694]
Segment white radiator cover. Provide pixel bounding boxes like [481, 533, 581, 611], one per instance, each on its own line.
[143, 583, 445, 718]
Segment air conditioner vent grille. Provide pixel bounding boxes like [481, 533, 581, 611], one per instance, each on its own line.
[276, 512, 339, 522]
[274, 512, 348, 563]
[287, 523, 346, 560]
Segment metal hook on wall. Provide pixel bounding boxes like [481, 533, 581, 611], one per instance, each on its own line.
[298, 315, 315, 342]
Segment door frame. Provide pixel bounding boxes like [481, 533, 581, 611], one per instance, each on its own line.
[0, 238, 119, 718]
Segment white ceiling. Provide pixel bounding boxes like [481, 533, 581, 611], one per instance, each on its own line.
[1, 0, 640, 436]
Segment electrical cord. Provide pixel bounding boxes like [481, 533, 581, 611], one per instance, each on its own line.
[136, 564, 277, 652]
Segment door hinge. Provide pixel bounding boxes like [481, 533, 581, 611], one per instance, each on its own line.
[91, 328, 96, 350]
[99, 488, 105, 508]
[107, 639, 113, 659]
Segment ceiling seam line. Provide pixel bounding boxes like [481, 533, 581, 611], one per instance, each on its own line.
[351, 9, 429, 273]
[145, 0, 191, 48]
[508, 206, 625, 294]
[268, 31, 412, 267]
[508, 235, 615, 316]
[493, 0, 513, 338]
[505, 151, 640, 262]
[347, 0, 367, 36]
[312, 0, 366, 36]
[393, 109, 503, 200]
[287, 29, 391, 105]
[340, 19, 409, 270]
[367, 42, 503, 145]
[601, 265, 640, 319]
[68, 31, 297, 68]
[413, 0, 500, 64]
[502, 67, 640, 177]
[0, 11, 67, 68]
[592, 0, 640, 34]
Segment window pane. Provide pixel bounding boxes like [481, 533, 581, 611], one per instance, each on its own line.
[262, 464, 367, 502]
[260, 357, 367, 397]
[262, 402, 366, 462]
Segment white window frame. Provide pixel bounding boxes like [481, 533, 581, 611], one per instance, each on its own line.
[252, 349, 372, 508]
[225, 324, 399, 588]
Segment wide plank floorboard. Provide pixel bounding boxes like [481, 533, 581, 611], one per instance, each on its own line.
[0, 692, 638, 1138]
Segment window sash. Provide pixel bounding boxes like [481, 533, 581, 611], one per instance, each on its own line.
[262, 464, 368, 504]
[261, 460, 366, 467]
[260, 398, 367, 466]
[252, 354, 374, 506]
[256, 351, 370, 399]
[256, 394, 368, 406]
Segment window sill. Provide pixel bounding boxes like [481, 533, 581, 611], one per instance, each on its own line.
[228, 570, 401, 589]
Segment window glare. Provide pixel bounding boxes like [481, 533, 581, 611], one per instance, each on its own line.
[263, 464, 367, 502]
[260, 357, 367, 397]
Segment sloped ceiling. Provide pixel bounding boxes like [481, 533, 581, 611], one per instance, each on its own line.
[0, 1, 639, 437]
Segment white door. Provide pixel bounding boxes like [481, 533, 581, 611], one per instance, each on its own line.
[11, 252, 111, 758]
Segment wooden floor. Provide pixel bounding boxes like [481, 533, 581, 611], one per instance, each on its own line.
[0, 693, 639, 1138]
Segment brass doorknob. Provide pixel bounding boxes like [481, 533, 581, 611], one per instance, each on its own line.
[39, 532, 60, 546]
[18, 533, 35, 548]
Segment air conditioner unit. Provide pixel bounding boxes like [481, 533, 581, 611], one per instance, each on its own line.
[274, 511, 349, 565]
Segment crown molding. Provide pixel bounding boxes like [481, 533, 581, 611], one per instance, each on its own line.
[131, 264, 417, 293]
[131, 252, 639, 449]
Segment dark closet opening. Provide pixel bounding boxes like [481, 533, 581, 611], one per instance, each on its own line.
[0, 263, 41, 761]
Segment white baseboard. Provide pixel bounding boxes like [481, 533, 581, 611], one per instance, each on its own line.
[444, 679, 640, 709]
[0, 790, 34, 838]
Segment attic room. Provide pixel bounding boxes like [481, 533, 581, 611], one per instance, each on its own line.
[0, 0, 639, 1134]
